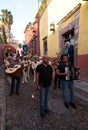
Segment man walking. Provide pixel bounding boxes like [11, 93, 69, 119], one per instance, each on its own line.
[36, 55, 53, 118]
[56, 54, 76, 109]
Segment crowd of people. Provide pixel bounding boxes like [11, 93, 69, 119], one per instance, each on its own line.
[3, 41, 79, 119]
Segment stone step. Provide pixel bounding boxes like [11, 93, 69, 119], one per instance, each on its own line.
[74, 80, 88, 102]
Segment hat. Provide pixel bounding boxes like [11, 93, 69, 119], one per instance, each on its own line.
[7, 56, 13, 60]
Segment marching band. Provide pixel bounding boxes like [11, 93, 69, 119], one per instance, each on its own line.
[4, 53, 43, 85]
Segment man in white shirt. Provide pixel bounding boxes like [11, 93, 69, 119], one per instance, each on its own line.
[32, 60, 38, 82]
[16, 44, 23, 58]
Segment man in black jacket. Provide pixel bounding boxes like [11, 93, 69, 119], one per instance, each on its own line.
[56, 54, 77, 109]
[36, 55, 54, 118]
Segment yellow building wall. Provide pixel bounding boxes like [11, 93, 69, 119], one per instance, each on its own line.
[39, 1, 60, 57]
[39, 0, 81, 58]
[0, 21, 2, 26]
[40, 22, 59, 57]
[48, 27, 59, 57]
[78, 2, 88, 55]
[40, 8, 59, 57]
[57, 1, 88, 55]
[39, 9, 48, 56]
[47, 0, 82, 57]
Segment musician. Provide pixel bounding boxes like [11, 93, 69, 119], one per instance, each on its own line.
[21, 56, 29, 83]
[4, 56, 13, 84]
[56, 54, 77, 109]
[27, 58, 31, 79]
[16, 43, 23, 58]
[9, 55, 23, 96]
[23, 56, 31, 79]
[32, 60, 38, 82]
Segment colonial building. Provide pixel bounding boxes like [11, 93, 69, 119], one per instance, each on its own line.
[24, 21, 40, 56]
[57, 1, 88, 82]
[38, 0, 88, 82]
[24, 22, 33, 44]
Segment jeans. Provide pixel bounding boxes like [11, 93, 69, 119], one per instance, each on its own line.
[61, 80, 75, 103]
[10, 76, 21, 93]
[54, 74, 60, 88]
[40, 86, 50, 114]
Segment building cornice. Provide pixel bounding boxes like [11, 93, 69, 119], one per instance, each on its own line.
[36, 0, 51, 21]
[57, 3, 81, 25]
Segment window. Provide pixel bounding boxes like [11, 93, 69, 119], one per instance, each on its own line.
[63, 29, 74, 46]
[43, 37, 47, 55]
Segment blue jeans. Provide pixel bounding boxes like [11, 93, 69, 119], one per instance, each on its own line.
[40, 86, 50, 114]
[61, 80, 75, 103]
[10, 76, 21, 93]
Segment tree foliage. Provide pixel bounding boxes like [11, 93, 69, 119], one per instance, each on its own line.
[0, 9, 13, 43]
[1, 9, 13, 25]
[2, 25, 7, 43]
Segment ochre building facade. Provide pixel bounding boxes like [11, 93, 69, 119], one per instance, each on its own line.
[39, 0, 88, 82]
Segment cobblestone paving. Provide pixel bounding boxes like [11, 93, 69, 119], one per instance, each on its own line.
[5, 75, 88, 130]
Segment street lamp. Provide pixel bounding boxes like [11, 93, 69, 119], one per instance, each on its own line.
[50, 23, 55, 32]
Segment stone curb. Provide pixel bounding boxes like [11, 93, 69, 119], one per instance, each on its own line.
[48, 80, 88, 114]
[0, 66, 6, 130]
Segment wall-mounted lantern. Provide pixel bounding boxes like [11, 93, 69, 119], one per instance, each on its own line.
[50, 23, 55, 32]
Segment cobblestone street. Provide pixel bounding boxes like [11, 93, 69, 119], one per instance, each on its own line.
[5, 75, 88, 130]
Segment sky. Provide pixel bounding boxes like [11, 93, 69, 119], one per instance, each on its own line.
[0, 0, 40, 43]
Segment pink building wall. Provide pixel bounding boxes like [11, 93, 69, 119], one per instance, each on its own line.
[78, 54, 88, 82]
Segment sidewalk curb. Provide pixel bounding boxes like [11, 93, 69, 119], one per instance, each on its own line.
[48, 80, 88, 114]
[74, 80, 88, 102]
[0, 66, 6, 130]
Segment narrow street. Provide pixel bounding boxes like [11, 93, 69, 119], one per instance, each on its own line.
[5, 74, 88, 130]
